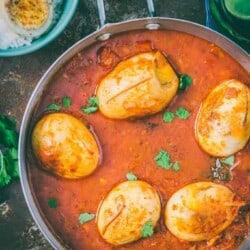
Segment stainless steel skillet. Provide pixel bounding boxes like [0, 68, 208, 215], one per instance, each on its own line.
[19, 0, 250, 249]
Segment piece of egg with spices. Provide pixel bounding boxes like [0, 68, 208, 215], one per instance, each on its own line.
[97, 180, 161, 245]
[31, 113, 100, 179]
[195, 79, 250, 157]
[96, 51, 179, 119]
[165, 181, 244, 242]
[0, 0, 54, 38]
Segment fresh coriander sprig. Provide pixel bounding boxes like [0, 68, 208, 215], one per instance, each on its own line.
[48, 197, 58, 208]
[0, 115, 19, 188]
[81, 96, 99, 114]
[79, 213, 95, 224]
[155, 149, 180, 171]
[141, 220, 154, 238]
[126, 171, 138, 181]
[163, 107, 190, 123]
[46, 96, 72, 111]
[178, 74, 192, 91]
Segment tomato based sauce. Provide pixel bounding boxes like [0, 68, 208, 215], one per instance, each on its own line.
[27, 30, 250, 249]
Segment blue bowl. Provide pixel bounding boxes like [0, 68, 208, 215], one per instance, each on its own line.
[0, 0, 79, 57]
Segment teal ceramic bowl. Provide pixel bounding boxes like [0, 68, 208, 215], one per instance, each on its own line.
[0, 0, 78, 57]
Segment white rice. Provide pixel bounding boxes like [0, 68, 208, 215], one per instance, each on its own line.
[0, 16, 32, 49]
[0, 0, 63, 50]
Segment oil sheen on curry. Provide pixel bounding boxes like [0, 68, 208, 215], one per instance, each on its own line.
[28, 29, 250, 250]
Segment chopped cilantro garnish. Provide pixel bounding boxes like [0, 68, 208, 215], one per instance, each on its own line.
[81, 96, 99, 114]
[141, 220, 154, 238]
[221, 155, 235, 166]
[81, 106, 99, 114]
[0, 115, 19, 188]
[155, 150, 181, 171]
[46, 103, 61, 111]
[126, 172, 138, 181]
[62, 96, 72, 108]
[175, 107, 190, 119]
[88, 96, 99, 106]
[79, 213, 95, 224]
[178, 74, 192, 90]
[0, 150, 11, 187]
[172, 162, 180, 172]
[155, 150, 172, 169]
[163, 111, 175, 123]
[48, 197, 58, 208]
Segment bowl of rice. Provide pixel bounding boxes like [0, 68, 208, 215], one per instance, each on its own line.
[0, 0, 79, 57]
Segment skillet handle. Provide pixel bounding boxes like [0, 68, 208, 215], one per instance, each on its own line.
[96, 0, 156, 27]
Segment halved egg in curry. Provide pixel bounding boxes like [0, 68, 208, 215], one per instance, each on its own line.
[97, 180, 161, 245]
[31, 113, 100, 179]
[96, 51, 179, 119]
[165, 181, 244, 242]
[195, 79, 250, 157]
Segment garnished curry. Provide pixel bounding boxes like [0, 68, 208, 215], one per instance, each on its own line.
[28, 29, 250, 250]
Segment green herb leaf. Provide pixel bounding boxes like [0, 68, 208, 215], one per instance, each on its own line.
[163, 111, 175, 123]
[5, 148, 19, 178]
[48, 197, 58, 208]
[81, 96, 99, 114]
[178, 74, 192, 90]
[175, 107, 190, 119]
[88, 96, 99, 107]
[155, 150, 172, 169]
[221, 155, 235, 166]
[62, 96, 72, 108]
[81, 106, 98, 114]
[46, 103, 61, 111]
[141, 220, 154, 238]
[126, 172, 138, 181]
[79, 213, 95, 224]
[0, 150, 11, 188]
[0, 115, 19, 188]
[172, 161, 180, 172]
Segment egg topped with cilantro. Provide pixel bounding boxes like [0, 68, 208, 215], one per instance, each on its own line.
[97, 180, 161, 245]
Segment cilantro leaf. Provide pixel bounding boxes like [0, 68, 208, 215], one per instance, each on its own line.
[178, 74, 192, 90]
[175, 107, 190, 119]
[126, 172, 138, 181]
[79, 213, 95, 224]
[163, 111, 175, 123]
[141, 220, 154, 238]
[62, 96, 72, 108]
[88, 96, 99, 107]
[0, 115, 19, 188]
[46, 103, 61, 111]
[0, 150, 11, 188]
[0, 115, 16, 130]
[5, 148, 19, 178]
[81, 106, 98, 114]
[221, 155, 235, 166]
[172, 161, 180, 172]
[155, 150, 172, 169]
[48, 197, 58, 208]
[81, 96, 99, 114]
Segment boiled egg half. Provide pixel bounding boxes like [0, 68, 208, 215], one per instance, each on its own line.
[195, 79, 250, 157]
[0, 0, 54, 38]
[32, 113, 100, 179]
[165, 181, 243, 242]
[97, 51, 179, 119]
[97, 180, 161, 245]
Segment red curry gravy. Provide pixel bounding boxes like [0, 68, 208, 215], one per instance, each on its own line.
[27, 30, 250, 250]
